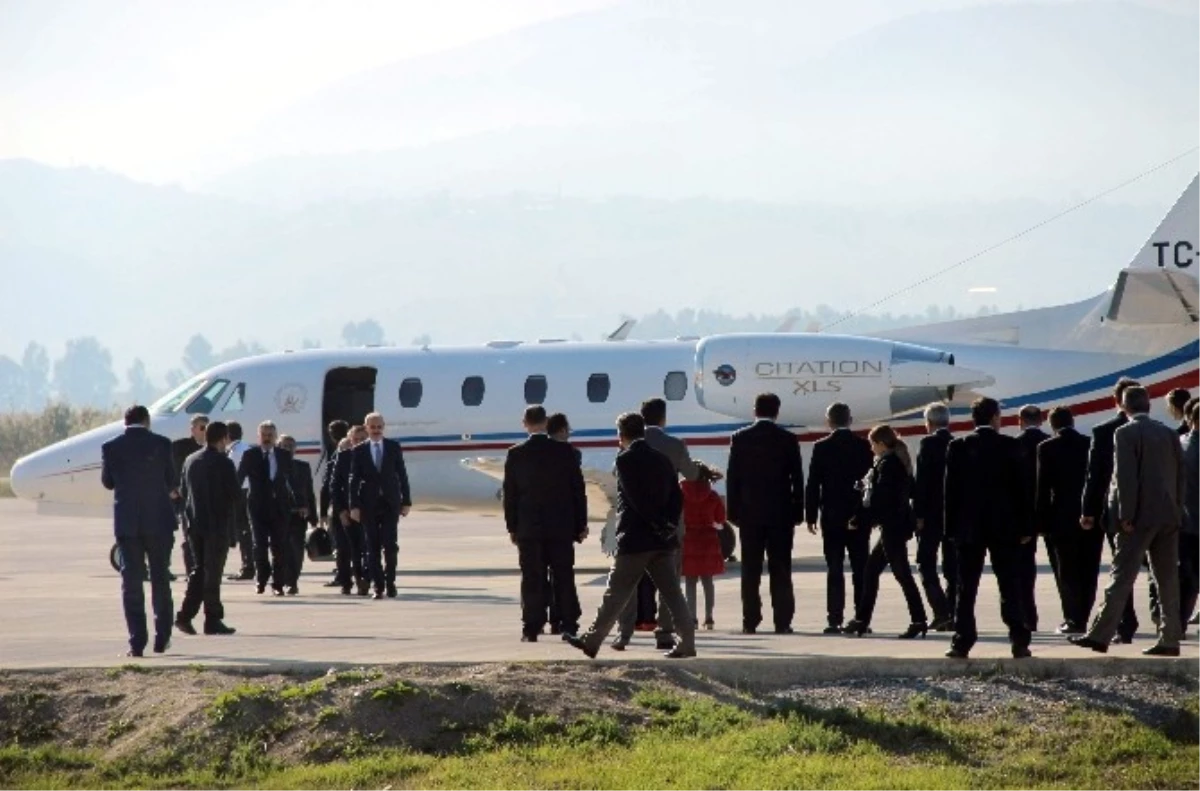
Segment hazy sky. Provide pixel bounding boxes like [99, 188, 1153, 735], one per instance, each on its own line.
[0, 0, 618, 182]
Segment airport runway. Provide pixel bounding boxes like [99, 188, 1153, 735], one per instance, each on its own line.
[0, 499, 1193, 669]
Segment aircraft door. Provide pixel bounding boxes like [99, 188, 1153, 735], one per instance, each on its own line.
[321, 367, 377, 453]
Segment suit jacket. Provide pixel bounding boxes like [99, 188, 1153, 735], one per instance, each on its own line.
[1034, 427, 1090, 536]
[101, 426, 176, 539]
[349, 438, 413, 515]
[643, 426, 703, 482]
[180, 447, 239, 536]
[804, 428, 873, 528]
[1082, 411, 1127, 525]
[288, 459, 318, 526]
[854, 452, 914, 539]
[1016, 427, 1050, 531]
[171, 436, 202, 489]
[1184, 430, 1199, 536]
[503, 433, 587, 541]
[237, 445, 296, 520]
[613, 439, 681, 555]
[319, 448, 339, 521]
[944, 427, 1027, 545]
[1112, 415, 1186, 529]
[912, 428, 953, 531]
[726, 419, 804, 530]
[331, 447, 354, 515]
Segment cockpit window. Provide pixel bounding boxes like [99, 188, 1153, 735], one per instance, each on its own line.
[186, 380, 230, 414]
[150, 377, 208, 414]
[221, 382, 246, 413]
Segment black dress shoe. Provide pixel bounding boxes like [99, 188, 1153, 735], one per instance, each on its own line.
[271, 587, 285, 597]
[898, 623, 928, 640]
[173, 617, 197, 635]
[944, 647, 969, 659]
[549, 624, 562, 635]
[228, 571, 254, 581]
[521, 634, 538, 643]
[1011, 646, 1032, 659]
[610, 635, 630, 651]
[340, 586, 352, 595]
[664, 645, 697, 658]
[357, 581, 370, 597]
[1111, 634, 1133, 645]
[125, 648, 144, 658]
[255, 584, 266, 594]
[655, 637, 676, 650]
[323, 579, 342, 588]
[843, 619, 868, 637]
[774, 626, 794, 635]
[823, 625, 843, 635]
[930, 616, 955, 632]
[1056, 622, 1085, 635]
[204, 622, 236, 635]
[372, 591, 383, 600]
[1069, 635, 1109, 653]
[152, 638, 170, 654]
[564, 633, 597, 658]
[286, 585, 299, 596]
[386, 585, 398, 598]
[741, 626, 757, 635]
[1142, 644, 1181, 657]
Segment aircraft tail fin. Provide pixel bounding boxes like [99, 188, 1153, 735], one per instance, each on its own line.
[1126, 174, 1197, 277]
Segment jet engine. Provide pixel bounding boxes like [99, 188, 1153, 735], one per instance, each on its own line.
[694, 333, 994, 425]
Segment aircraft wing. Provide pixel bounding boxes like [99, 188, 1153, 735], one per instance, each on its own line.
[459, 453, 618, 524]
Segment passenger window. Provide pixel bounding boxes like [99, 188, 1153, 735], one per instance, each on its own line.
[221, 383, 245, 413]
[186, 380, 229, 414]
[399, 378, 423, 408]
[462, 376, 485, 407]
[664, 371, 688, 401]
[524, 375, 547, 405]
[587, 373, 610, 404]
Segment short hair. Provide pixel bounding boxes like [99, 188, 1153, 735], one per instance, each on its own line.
[1113, 377, 1141, 403]
[617, 412, 646, 441]
[826, 402, 851, 428]
[1122, 385, 1151, 414]
[546, 412, 570, 436]
[189, 414, 210, 428]
[349, 424, 366, 435]
[328, 420, 349, 442]
[1018, 404, 1043, 426]
[523, 405, 547, 426]
[640, 398, 667, 427]
[364, 412, 384, 424]
[205, 421, 229, 444]
[970, 397, 1001, 427]
[923, 402, 950, 428]
[124, 405, 150, 426]
[278, 433, 295, 446]
[227, 421, 243, 441]
[1188, 397, 1200, 424]
[1168, 388, 1192, 413]
[754, 393, 781, 419]
[258, 420, 276, 431]
[1048, 406, 1074, 431]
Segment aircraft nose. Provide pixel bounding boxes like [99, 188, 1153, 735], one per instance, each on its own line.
[8, 455, 36, 500]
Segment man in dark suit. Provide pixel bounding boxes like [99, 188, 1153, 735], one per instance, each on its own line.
[170, 414, 209, 578]
[174, 420, 238, 637]
[565, 412, 695, 658]
[1072, 386, 1186, 656]
[1014, 404, 1049, 632]
[1181, 399, 1199, 630]
[504, 406, 588, 641]
[236, 420, 296, 596]
[911, 402, 955, 630]
[804, 402, 873, 634]
[1035, 407, 1097, 635]
[1081, 377, 1142, 643]
[279, 434, 318, 595]
[319, 419, 350, 588]
[726, 392, 804, 634]
[944, 397, 1033, 659]
[101, 405, 177, 657]
[349, 412, 412, 599]
[333, 425, 369, 596]
[1167, 388, 1192, 436]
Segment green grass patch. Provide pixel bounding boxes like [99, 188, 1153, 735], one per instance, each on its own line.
[0, 478, 13, 498]
[370, 681, 419, 704]
[104, 664, 151, 679]
[327, 669, 382, 686]
[207, 684, 276, 724]
[279, 680, 326, 702]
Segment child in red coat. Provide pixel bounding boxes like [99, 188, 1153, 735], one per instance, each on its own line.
[681, 473, 727, 630]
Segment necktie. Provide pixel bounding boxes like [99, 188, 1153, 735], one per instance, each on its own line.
[262, 448, 272, 481]
[373, 442, 382, 470]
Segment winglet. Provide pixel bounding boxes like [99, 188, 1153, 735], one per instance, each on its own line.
[606, 319, 636, 341]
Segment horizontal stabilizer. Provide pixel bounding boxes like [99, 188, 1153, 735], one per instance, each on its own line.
[1107, 268, 1199, 325]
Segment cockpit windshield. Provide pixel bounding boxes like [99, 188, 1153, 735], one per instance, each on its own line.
[150, 377, 208, 415]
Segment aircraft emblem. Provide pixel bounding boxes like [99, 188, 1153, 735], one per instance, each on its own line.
[713, 364, 737, 386]
[274, 383, 308, 414]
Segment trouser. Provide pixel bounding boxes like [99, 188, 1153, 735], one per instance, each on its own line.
[334, 519, 366, 588]
[637, 575, 659, 623]
[1016, 538, 1039, 630]
[1106, 530, 1140, 639]
[177, 529, 229, 625]
[544, 570, 562, 629]
[1180, 532, 1199, 632]
[1087, 523, 1182, 648]
[579, 549, 694, 654]
[518, 539, 580, 636]
[821, 522, 870, 627]
[117, 532, 174, 653]
[1053, 527, 1104, 629]
[618, 566, 681, 641]
[250, 511, 290, 589]
[740, 526, 795, 631]
[177, 509, 195, 575]
[915, 522, 952, 622]
[857, 531, 927, 627]
[363, 504, 400, 592]
[286, 515, 309, 587]
[951, 539, 1031, 653]
[685, 575, 715, 625]
[233, 490, 253, 573]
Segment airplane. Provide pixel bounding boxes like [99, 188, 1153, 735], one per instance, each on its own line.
[10, 175, 1198, 550]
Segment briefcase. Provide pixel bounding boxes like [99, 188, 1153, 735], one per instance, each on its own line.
[305, 526, 335, 561]
[718, 522, 737, 561]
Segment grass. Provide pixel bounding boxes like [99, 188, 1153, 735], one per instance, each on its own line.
[369, 681, 419, 704]
[0, 692, 1195, 789]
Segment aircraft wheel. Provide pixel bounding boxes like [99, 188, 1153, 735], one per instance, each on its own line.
[110, 542, 123, 573]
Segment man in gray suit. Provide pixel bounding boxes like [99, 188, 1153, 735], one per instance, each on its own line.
[1071, 386, 1186, 656]
[613, 398, 709, 650]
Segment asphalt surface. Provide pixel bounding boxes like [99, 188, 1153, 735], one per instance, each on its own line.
[0, 499, 1194, 669]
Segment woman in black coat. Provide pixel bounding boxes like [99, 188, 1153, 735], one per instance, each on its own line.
[843, 424, 931, 638]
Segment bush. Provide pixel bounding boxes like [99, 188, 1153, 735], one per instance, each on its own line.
[0, 404, 121, 476]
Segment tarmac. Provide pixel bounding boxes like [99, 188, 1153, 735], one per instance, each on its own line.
[0, 499, 1195, 678]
